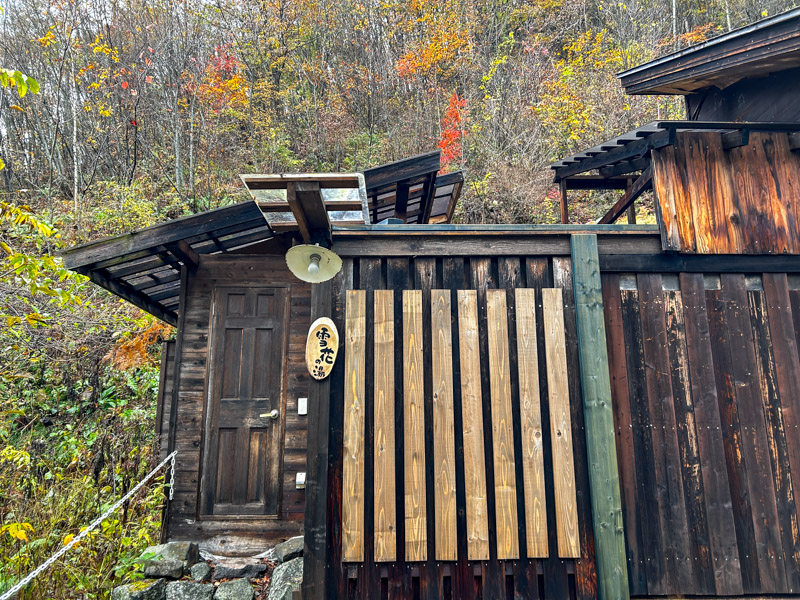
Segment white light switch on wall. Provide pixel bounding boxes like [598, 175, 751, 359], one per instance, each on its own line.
[298, 397, 308, 416]
[296, 472, 306, 489]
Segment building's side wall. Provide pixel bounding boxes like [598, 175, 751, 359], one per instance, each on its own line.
[165, 255, 311, 555]
[652, 130, 800, 255]
[156, 339, 175, 461]
[686, 67, 800, 122]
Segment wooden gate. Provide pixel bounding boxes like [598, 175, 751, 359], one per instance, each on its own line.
[311, 256, 599, 599]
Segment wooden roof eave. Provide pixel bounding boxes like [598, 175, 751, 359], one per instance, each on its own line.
[618, 8, 800, 95]
[551, 120, 800, 182]
[61, 200, 276, 325]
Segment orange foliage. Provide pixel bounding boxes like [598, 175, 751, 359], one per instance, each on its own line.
[104, 321, 173, 370]
[396, 28, 469, 77]
[194, 45, 248, 114]
[438, 92, 466, 171]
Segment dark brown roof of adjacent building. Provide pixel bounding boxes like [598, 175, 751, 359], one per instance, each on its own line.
[618, 8, 800, 95]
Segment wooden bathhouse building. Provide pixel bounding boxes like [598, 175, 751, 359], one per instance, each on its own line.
[64, 10, 800, 599]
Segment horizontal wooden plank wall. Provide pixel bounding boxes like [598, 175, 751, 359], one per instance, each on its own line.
[652, 131, 800, 254]
[602, 270, 800, 597]
[325, 256, 595, 600]
[164, 255, 310, 554]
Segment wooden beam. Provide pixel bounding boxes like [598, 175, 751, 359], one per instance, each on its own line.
[721, 128, 750, 150]
[599, 253, 800, 272]
[554, 128, 674, 180]
[166, 240, 199, 269]
[296, 181, 332, 233]
[598, 166, 653, 225]
[303, 277, 334, 598]
[563, 175, 632, 190]
[258, 199, 364, 212]
[789, 131, 800, 152]
[393, 182, 410, 223]
[559, 179, 569, 224]
[89, 269, 177, 325]
[286, 182, 313, 243]
[570, 234, 629, 600]
[241, 172, 362, 190]
[420, 172, 438, 224]
[599, 156, 650, 178]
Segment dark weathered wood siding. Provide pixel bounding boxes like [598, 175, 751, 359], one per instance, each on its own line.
[653, 130, 800, 255]
[165, 255, 310, 554]
[603, 271, 800, 597]
[685, 67, 800, 122]
[157, 339, 176, 461]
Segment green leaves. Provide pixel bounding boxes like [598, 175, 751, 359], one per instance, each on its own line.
[0, 69, 40, 98]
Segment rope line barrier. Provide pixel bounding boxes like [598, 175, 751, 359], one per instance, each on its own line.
[0, 450, 177, 600]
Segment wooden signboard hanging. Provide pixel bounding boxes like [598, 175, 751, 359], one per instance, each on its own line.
[306, 317, 339, 380]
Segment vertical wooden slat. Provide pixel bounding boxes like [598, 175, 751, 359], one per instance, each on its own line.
[638, 273, 693, 591]
[387, 258, 411, 599]
[415, 258, 440, 600]
[706, 286, 761, 593]
[665, 289, 715, 594]
[403, 290, 427, 562]
[470, 257, 506, 600]
[553, 257, 598, 600]
[486, 289, 520, 560]
[342, 290, 366, 562]
[431, 289, 457, 561]
[720, 274, 786, 593]
[601, 275, 647, 595]
[541, 288, 580, 559]
[620, 284, 666, 595]
[764, 273, 800, 529]
[499, 256, 536, 599]
[515, 288, 548, 558]
[374, 289, 397, 562]
[570, 235, 629, 600]
[749, 287, 800, 593]
[679, 273, 742, 596]
[457, 290, 490, 560]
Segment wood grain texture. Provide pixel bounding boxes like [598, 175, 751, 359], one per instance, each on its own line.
[764, 274, 800, 530]
[403, 290, 427, 562]
[679, 273, 743, 596]
[601, 275, 647, 595]
[719, 274, 786, 594]
[514, 288, 548, 558]
[748, 287, 800, 593]
[541, 288, 580, 559]
[570, 236, 628, 599]
[342, 290, 366, 562]
[638, 273, 693, 591]
[373, 289, 397, 562]
[652, 131, 800, 255]
[486, 289, 521, 560]
[431, 289, 457, 561]
[665, 289, 715, 594]
[456, 290, 490, 560]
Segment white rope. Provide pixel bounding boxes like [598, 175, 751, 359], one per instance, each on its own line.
[0, 450, 177, 600]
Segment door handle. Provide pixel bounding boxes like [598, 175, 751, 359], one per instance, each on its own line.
[260, 409, 279, 420]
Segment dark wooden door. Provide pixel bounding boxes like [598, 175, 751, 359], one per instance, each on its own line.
[201, 286, 289, 517]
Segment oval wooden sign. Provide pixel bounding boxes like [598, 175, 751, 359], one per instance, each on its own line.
[306, 317, 339, 380]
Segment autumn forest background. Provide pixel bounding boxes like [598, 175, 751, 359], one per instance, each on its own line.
[0, 0, 796, 594]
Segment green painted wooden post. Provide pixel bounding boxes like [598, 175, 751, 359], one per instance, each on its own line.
[570, 234, 629, 600]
